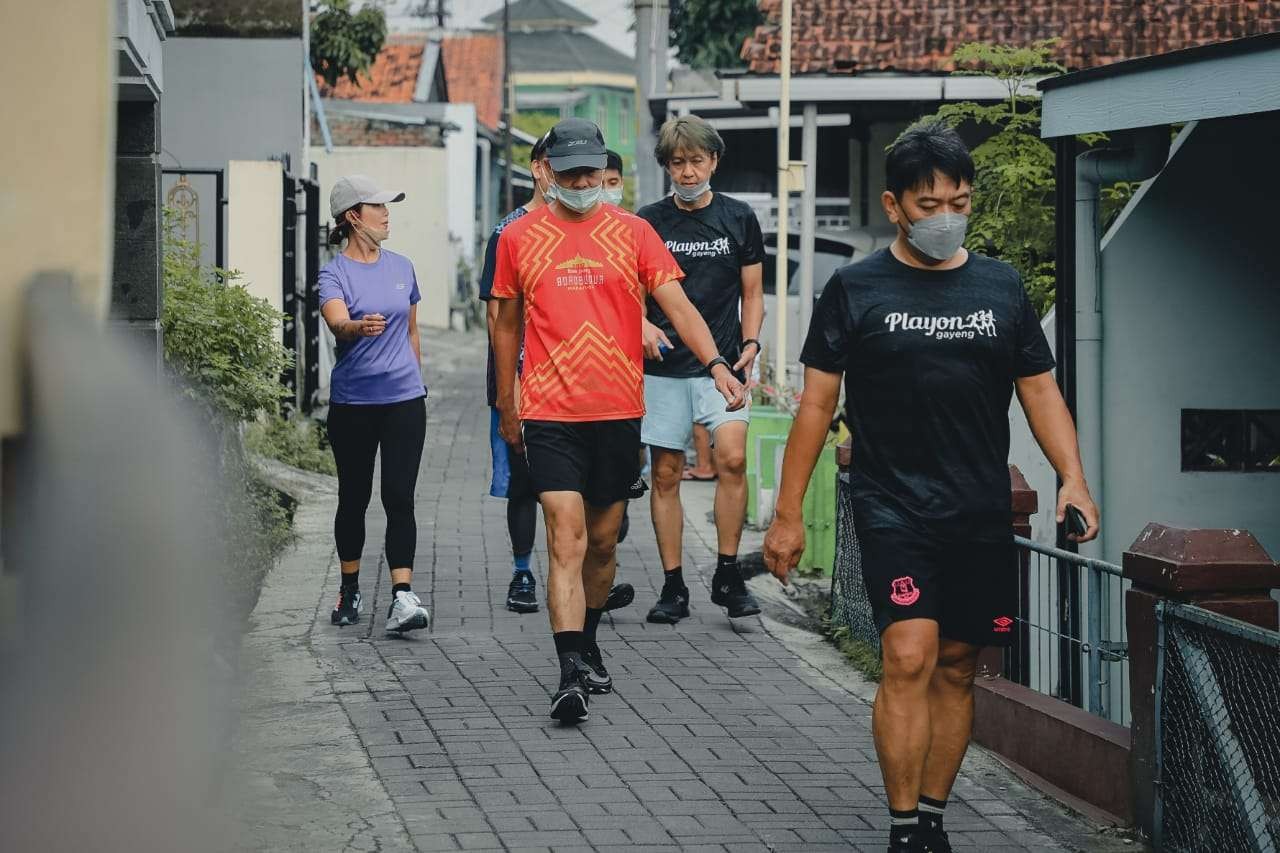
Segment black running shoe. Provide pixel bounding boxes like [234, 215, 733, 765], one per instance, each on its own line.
[579, 643, 613, 694]
[886, 831, 936, 853]
[604, 582, 634, 612]
[506, 571, 539, 613]
[711, 568, 762, 618]
[920, 829, 951, 853]
[646, 584, 690, 624]
[549, 654, 589, 723]
[330, 586, 361, 626]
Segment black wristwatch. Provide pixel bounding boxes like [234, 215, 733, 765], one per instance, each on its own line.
[741, 338, 761, 356]
[706, 356, 731, 376]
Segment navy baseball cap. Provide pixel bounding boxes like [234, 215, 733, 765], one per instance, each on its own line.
[545, 118, 607, 172]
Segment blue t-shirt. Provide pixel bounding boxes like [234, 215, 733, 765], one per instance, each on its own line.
[478, 206, 529, 406]
[319, 249, 424, 405]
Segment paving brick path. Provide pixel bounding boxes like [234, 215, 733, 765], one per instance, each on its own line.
[239, 330, 1112, 853]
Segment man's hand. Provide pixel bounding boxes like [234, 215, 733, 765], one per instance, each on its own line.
[732, 342, 759, 388]
[711, 363, 747, 411]
[643, 319, 673, 361]
[497, 403, 524, 454]
[764, 510, 805, 582]
[1057, 479, 1099, 543]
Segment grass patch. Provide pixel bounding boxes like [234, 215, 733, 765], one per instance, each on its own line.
[246, 414, 337, 476]
[826, 621, 884, 682]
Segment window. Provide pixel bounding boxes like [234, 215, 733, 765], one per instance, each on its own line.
[1181, 410, 1280, 472]
[596, 101, 609, 136]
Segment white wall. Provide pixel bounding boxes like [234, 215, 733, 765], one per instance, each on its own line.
[310, 147, 453, 329]
[227, 161, 284, 339]
[1098, 115, 1280, 564]
[442, 104, 477, 267]
[1007, 308, 1060, 545]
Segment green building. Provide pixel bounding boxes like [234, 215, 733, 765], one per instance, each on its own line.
[483, 0, 638, 176]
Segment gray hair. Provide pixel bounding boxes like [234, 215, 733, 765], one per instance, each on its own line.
[654, 115, 725, 165]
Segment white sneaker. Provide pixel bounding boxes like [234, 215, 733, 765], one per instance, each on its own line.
[385, 590, 430, 635]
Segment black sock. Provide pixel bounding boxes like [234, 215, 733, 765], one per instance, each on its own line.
[340, 571, 360, 590]
[392, 582, 411, 596]
[715, 553, 739, 577]
[553, 630, 584, 657]
[583, 607, 604, 646]
[918, 795, 947, 832]
[663, 566, 685, 590]
[889, 808, 919, 844]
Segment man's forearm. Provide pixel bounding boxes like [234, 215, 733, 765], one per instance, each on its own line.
[775, 395, 836, 518]
[1022, 384, 1086, 483]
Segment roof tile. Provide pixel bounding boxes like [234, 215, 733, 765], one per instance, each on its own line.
[316, 35, 425, 103]
[441, 34, 504, 131]
[741, 0, 1280, 74]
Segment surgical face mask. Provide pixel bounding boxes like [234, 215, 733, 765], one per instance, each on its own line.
[898, 205, 968, 262]
[542, 184, 558, 204]
[603, 187, 624, 206]
[555, 182, 602, 213]
[674, 180, 711, 203]
[352, 215, 388, 246]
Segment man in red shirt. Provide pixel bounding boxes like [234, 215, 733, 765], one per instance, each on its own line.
[491, 118, 746, 723]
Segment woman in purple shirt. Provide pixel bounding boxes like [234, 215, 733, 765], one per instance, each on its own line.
[319, 175, 431, 635]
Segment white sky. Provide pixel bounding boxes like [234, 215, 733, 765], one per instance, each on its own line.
[384, 0, 640, 58]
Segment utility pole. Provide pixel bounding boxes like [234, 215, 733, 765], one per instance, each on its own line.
[501, 0, 513, 213]
[774, 0, 793, 388]
[634, 0, 669, 206]
[434, 0, 446, 28]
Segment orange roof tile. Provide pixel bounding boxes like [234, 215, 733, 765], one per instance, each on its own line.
[317, 34, 425, 103]
[442, 34, 504, 131]
[741, 0, 1280, 75]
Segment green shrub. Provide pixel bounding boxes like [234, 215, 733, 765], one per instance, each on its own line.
[161, 219, 292, 422]
[246, 415, 337, 477]
[826, 622, 884, 682]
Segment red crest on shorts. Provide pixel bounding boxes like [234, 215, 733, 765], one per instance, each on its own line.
[889, 576, 920, 606]
[993, 616, 1014, 632]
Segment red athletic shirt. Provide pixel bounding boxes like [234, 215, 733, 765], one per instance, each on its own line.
[491, 204, 684, 422]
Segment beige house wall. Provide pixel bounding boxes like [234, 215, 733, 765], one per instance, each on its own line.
[227, 160, 285, 341]
[0, 2, 116, 435]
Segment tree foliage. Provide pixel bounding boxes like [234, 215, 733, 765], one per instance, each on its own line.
[669, 0, 763, 70]
[310, 0, 388, 88]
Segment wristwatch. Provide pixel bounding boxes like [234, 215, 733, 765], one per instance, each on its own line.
[741, 338, 761, 355]
[706, 356, 731, 376]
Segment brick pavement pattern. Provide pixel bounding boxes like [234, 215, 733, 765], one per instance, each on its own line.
[302, 332, 1068, 853]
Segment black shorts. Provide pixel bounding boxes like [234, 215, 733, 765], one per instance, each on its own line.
[522, 419, 641, 508]
[858, 525, 1019, 647]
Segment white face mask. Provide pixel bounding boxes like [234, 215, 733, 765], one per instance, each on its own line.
[555, 182, 603, 213]
[542, 184, 558, 204]
[603, 187, 624, 206]
[351, 215, 388, 246]
[674, 180, 711, 203]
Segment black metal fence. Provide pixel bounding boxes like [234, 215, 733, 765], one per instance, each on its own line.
[1155, 602, 1280, 852]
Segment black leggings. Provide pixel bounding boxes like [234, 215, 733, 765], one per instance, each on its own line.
[327, 397, 426, 569]
[507, 494, 537, 557]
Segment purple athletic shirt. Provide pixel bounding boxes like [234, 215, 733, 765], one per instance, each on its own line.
[319, 249, 424, 405]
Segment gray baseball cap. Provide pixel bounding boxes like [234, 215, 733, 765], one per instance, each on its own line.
[329, 174, 406, 219]
[545, 118, 607, 172]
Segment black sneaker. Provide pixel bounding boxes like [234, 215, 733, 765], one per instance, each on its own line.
[604, 582, 634, 612]
[887, 829, 942, 852]
[920, 829, 951, 853]
[330, 586, 361, 626]
[506, 571, 539, 613]
[549, 654, 589, 723]
[579, 643, 613, 694]
[646, 584, 690, 624]
[626, 476, 649, 500]
[711, 567, 762, 618]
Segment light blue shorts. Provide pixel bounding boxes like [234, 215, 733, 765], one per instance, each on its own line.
[641, 374, 750, 451]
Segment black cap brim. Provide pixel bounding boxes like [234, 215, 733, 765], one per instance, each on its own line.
[548, 153, 607, 172]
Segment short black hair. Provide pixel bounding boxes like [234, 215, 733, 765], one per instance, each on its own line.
[885, 121, 974, 197]
[530, 131, 551, 162]
[605, 149, 624, 174]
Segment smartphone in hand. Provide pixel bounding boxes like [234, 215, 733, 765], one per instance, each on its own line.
[1065, 504, 1088, 538]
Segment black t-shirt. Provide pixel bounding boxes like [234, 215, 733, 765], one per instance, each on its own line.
[800, 248, 1056, 541]
[636, 193, 765, 377]
[478, 206, 528, 407]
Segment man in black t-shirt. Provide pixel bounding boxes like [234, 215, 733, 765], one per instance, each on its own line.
[636, 116, 766, 624]
[764, 122, 1099, 853]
